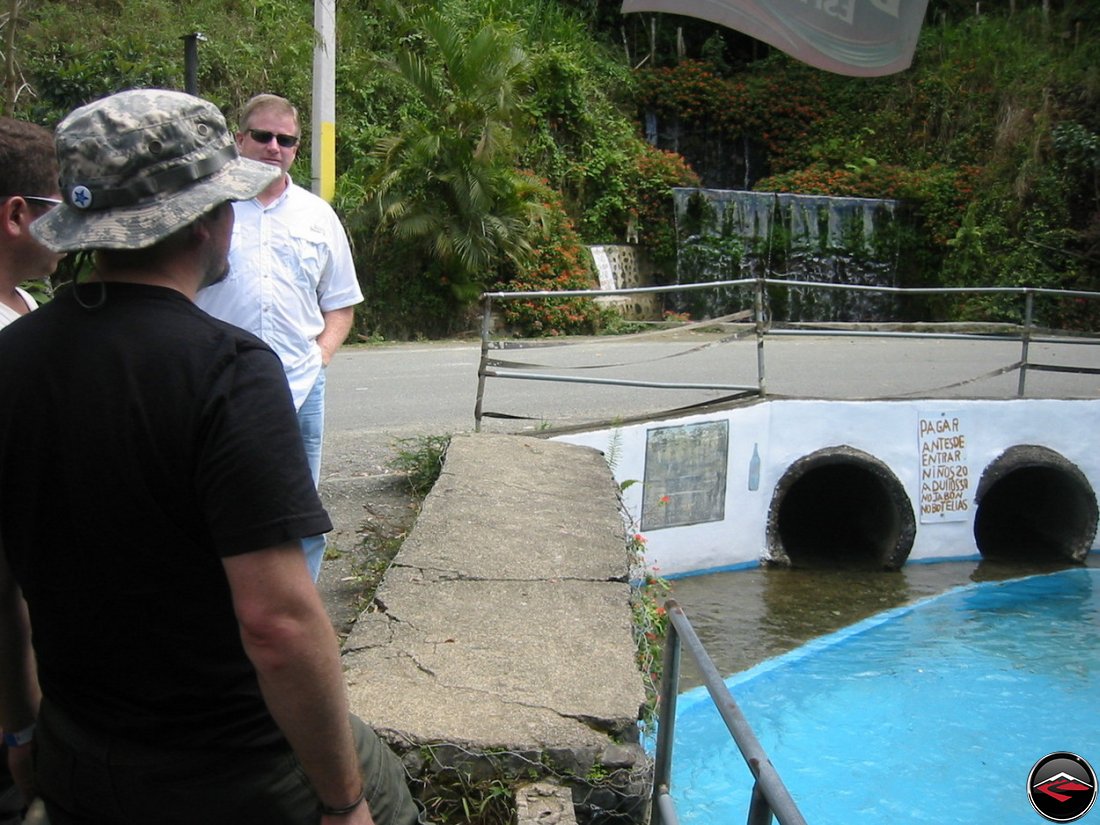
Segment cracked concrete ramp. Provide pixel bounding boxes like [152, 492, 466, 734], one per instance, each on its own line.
[343, 432, 647, 754]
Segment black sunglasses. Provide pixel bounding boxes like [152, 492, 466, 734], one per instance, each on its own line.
[0, 195, 63, 211]
[246, 128, 299, 148]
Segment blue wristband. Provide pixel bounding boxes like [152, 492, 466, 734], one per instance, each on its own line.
[2, 723, 35, 747]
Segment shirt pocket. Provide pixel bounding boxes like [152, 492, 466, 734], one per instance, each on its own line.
[277, 224, 330, 293]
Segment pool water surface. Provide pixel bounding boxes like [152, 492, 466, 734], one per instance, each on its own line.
[663, 569, 1100, 823]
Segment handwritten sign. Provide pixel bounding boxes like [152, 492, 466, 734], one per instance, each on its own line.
[918, 411, 970, 523]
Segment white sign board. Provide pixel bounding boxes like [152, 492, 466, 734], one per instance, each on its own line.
[918, 411, 970, 523]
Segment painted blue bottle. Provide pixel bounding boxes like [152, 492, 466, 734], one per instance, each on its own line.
[748, 442, 760, 491]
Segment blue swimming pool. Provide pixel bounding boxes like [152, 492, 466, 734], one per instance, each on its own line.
[663, 568, 1100, 823]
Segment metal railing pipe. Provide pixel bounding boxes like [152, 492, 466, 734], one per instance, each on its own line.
[660, 602, 809, 825]
[651, 607, 682, 825]
[1018, 290, 1034, 397]
[480, 278, 757, 302]
[654, 790, 680, 825]
[481, 370, 757, 392]
[754, 273, 767, 396]
[475, 279, 1100, 428]
[473, 296, 493, 432]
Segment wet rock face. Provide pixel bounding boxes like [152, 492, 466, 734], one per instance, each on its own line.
[672, 189, 905, 322]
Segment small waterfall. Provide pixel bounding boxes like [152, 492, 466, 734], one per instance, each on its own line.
[590, 245, 617, 291]
[588, 244, 661, 320]
[672, 189, 904, 322]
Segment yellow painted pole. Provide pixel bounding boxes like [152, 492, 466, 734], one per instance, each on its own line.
[312, 0, 336, 202]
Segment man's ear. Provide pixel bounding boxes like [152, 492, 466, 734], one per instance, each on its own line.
[0, 197, 29, 240]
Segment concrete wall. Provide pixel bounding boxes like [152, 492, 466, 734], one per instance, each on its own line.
[554, 398, 1100, 576]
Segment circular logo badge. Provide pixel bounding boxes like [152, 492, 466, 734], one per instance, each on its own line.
[70, 185, 92, 209]
[1028, 752, 1097, 822]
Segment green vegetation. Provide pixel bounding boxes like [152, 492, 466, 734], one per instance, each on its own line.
[629, 532, 670, 735]
[390, 433, 451, 497]
[415, 744, 514, 825]
[4, 0, 1097, 334]
[635, 3, 1100, 328]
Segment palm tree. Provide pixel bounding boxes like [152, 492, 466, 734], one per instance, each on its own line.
[369, 6, 544, 302]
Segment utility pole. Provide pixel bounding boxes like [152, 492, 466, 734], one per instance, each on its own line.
[3, 0, 22, 116]
[312, 0, 336, 202]
[181, 32, 206, 95]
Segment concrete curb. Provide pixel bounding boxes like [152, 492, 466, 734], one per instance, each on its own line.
[341, 433, 651, 822]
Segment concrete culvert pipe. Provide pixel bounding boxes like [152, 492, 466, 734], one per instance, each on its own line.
[767, 446, 915, 570]
[974, 445, 1098, 563]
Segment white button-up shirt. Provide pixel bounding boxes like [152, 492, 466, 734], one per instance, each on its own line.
[196, 179, 362, 409]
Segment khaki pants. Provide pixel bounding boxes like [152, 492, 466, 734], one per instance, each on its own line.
[34, 701, 417, 825]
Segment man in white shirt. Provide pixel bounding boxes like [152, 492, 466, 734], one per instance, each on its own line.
[196, 94, 362, 581]
[0, 118, 65, 332]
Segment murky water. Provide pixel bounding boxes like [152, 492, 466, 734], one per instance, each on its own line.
[666, 555, 1100, 690]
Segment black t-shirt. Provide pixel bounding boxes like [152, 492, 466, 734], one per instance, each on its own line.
[0, 283, 332, 749]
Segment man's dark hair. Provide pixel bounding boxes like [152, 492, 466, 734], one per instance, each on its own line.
[0, 117, 59, 197]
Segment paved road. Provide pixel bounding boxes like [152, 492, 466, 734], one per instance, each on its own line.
[322, 328, 1100, 479]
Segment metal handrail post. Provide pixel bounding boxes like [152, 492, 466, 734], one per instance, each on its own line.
[473, 296, 493, 432]
[667, 603, 808, 825]
[1017, 290, 1034, 397]
[654, 791, 681, 825]
[754, 272, 767, 397]
[747, 781, 775, 825]
[651, 608, 683, 825]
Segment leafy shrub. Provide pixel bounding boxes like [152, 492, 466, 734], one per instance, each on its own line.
[491, 183, 603, 337]
[633, 144, 701, 272]
[635, 57, 832, 175]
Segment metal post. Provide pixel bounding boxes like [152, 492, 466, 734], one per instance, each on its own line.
[473, 296, 493, 432]
[312, 0, 336, 201]
[651, 599, 683, 825]
[180, 33, 205, 95]
[747, 781, 775, 825]
[754, 273, 767, 397]
[1017, 290, 1034, 397]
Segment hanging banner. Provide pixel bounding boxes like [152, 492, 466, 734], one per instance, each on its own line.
[620, 0, 930, 77]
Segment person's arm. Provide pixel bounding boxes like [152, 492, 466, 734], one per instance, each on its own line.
[316, 306, 355, 367]
[0, 540, 40, 802]
[223, 542, 375, 824]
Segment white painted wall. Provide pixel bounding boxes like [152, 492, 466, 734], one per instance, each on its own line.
[553, 398, 1100, 576]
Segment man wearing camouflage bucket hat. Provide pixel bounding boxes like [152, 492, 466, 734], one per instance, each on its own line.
[0, 90, 417, 825]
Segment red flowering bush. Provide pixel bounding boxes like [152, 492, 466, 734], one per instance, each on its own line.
[635, 58, 831, 170]
[493, 183, 604, 337]
[633, 143, 701, 268]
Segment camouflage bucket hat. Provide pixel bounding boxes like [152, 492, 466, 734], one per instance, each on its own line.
[32, 88, 280, 252]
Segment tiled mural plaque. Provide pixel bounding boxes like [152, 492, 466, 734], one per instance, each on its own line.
[641, 420, 728, 530]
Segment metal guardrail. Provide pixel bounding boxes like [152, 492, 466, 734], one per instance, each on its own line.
[652, 599, 808, 825]
[474, 278, 1100, 430]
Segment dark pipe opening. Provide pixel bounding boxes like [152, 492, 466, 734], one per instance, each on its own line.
[767, 446, 915, 570]
[974, 445, 1097, 563]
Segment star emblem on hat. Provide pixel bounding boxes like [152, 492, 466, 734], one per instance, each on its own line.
[70, 186, 92, 209]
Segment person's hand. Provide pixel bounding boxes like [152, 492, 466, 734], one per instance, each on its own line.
[321, 798, 376, 825]
[7, 742, 36, 805]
